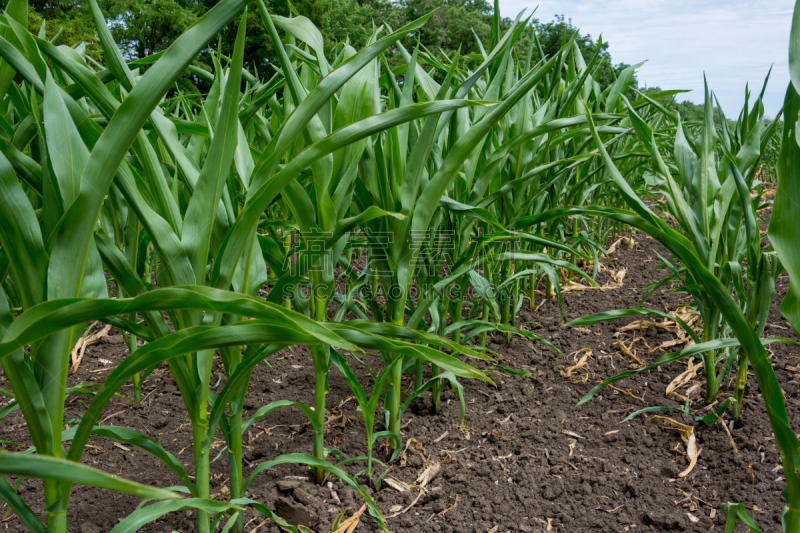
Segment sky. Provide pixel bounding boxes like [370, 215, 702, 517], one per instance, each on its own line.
[498, 0, 793, 119]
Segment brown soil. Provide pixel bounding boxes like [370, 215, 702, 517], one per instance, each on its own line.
[0, 230, 797, 533]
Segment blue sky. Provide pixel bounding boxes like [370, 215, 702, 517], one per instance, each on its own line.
[498, 0, 793, 119]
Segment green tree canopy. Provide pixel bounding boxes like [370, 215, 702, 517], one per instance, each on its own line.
[16, 0, 637, 93]
[529, 14, 630, 88]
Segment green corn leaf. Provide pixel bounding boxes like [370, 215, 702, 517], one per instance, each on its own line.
[42, 70, 87, 208]
[721, 502, 763, 533]
[0, 453, 180, 501]
[47, 0, 252, 301]
[566, 308, 701, 344]
[0, 149, 47, 309]
[109, 499, 241, 533]
[791, 0, 800, 92]
[242, 400, 318, 435]
[232, 498, 308, 533]
[0, 0, 27, 102]
[769, 82, 800, 336]
[243, 454, 387, 532]
[182, 14, 247, 285]
[0, 286, 358, 359]
[64, 426, 196, 494]
[0, 474, 46, 533]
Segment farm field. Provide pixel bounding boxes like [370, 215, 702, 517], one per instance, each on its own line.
[0, 0, 798, 532]
[2, 226, 797, 533]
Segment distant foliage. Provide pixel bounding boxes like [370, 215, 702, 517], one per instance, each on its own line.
[529, 14, 631, 88]
[16, 0, 635, 92]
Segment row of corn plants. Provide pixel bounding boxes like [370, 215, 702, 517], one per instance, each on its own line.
[0, 0, 499, 530]
[566, 75, 784, 411]
[539, 5, 800, 528]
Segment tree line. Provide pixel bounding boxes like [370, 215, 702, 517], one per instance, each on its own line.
[17, 0, 716, 118]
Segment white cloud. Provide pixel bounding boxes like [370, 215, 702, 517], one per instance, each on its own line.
[498, 0, 792, 118]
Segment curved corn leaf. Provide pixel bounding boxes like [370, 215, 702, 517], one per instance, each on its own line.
[0, 453, 180, 501]
[0, 286, 356, 358]
[769, 81, 800, 337]
[566, 308, 701, 344]
[0, 475, 46, 533]
[109, 499, 241, 533]
[243, 454, 386, 531]
[578, 338, 787, 406]
[62, 425, 196, 494]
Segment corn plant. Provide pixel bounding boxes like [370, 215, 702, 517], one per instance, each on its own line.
[452, 37, 660, 342]
[188, 4, 510, 490]
[250, 7, 561, 455]
[722, 3, 800, 529]
[519, 92, 800, 531]
[0, 3, 497, 532]
[557, 73, 783, 410]
[716, 65, 800, 532]
[0, 0, 259, 528]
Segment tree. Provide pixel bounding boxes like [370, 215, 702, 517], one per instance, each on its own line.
[673, 99, 707, 122]
[17, 0, 638, 94]
[398, 0, 491, 60]
[27, 0, 100, 60]
[530, 14, 631, 89]
[101, 0, 198, 60]
[322, 0, 402, 50]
